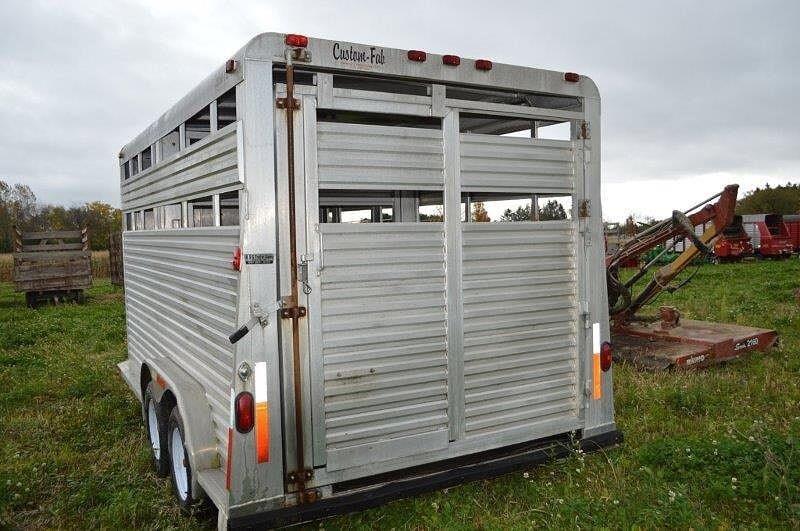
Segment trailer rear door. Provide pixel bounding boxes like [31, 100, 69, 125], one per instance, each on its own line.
[278, 80, 583, 479]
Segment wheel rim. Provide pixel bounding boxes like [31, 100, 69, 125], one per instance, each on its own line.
[171, 426, 189, 501]
[147, 401, 160, 458]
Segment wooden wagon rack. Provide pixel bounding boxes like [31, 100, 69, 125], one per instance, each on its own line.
[12, 228, 92, 307]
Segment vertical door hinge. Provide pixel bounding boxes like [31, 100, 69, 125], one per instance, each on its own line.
[580, 121, 591, 139]
[580, 300, 591, 329]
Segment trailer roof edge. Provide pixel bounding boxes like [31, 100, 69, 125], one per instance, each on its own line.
[120, 32, 599, 160]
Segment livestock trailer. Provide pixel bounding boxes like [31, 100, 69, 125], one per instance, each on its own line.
[713, 215, 753, 262]
[742, 214, 794, 258]
[116, 32, 619, 529]
[12, 227, 91, 307]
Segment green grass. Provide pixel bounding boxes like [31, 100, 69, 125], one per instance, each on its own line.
[1, 260, 799, 529]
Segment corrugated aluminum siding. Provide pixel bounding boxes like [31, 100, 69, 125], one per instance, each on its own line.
[316, 122, 443, 190]
[460, 135, 573, 194]
[123, 227, 239, 464]
[317, 223, 449, 470]
[121, 123, 240, 210]
[462, 221, 579, 437]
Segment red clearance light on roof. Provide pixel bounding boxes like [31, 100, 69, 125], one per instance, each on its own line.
[564, 72, 581, 82]
[285, 34, 308, 48]
[235, 392, 255, 433]
[407, 50, 427, 62]
[600, 341, 613, 372]
[475, 59, 493, 71]
[442, 55, 461, 66]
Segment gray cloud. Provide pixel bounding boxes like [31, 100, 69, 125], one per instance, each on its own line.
[1, 0, 798, 221]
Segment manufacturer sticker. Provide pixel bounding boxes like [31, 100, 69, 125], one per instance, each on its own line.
[244, 253, 274, 265]
[734, 337, 759, 351]
[684, 354, 706, 366]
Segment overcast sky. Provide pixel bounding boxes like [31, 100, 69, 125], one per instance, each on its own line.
[1, 0, 798, 222]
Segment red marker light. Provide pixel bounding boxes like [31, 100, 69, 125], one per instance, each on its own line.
[442, 55, 461, 66]
[232, 246, 242, 271]
[475, 59, 493, 71]
[285, 34, 309, 48]
[225, 59, 237, 73]
[407, 50, 427, 62]
[600, 341, 613, 372]
[564, 72, 580, 82]
[235, 392, 255, 433]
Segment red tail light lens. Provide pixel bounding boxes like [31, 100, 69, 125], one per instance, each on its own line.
[600, 341, 613, 372]
[235, 392, 255, 433]
[442, 55, 461, 66]
[232, 246, 242, 271]
[285, 34, 308, 48]
[564, 72, 580, 82]
[407, 50, 427, 62]
[475, 59, 493, 71]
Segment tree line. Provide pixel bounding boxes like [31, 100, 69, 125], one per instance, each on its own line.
[735, 183, 800, 215]
[0, 181, 121, 252]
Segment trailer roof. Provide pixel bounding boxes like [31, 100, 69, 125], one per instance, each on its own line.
[120, 32, 599, 159]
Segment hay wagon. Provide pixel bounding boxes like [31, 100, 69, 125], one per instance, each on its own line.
[13, 228, 91, 307]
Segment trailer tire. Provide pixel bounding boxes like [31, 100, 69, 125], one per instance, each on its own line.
[143, 382, 170, 477]
[167, 407, 201, 511]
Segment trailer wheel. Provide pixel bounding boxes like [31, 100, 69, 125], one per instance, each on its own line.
[167, 407, 200, 510]
[143, 382, 169, 477]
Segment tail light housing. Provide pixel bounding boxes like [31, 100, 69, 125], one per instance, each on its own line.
[564, 72, 580, 82]
[600, 341, 613, 372]
[407, 50, 427, 62]
[474, 59, 493, 71]
[235, 392, 255, 433]
[442, 55, 461, 66]
[285, 34, 309, 48]
[232, 246, 242, 271]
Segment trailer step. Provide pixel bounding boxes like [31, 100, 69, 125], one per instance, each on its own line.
[612, 318, 778, 370]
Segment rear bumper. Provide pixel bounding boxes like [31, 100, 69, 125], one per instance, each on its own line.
[228, 429, 623, 529]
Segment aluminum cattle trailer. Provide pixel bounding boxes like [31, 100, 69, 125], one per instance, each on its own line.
[116, 32, 619, 529]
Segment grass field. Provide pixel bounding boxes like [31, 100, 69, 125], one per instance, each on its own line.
[1, 260, 799, 529]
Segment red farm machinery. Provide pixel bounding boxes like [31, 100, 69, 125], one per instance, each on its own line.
[783, 214, 800, 252]
[713, 215, 753, 262]
[606, 185, 778, 370]
[742, 214, 794, 258]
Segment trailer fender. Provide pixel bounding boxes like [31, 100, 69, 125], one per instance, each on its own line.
[117, 359, 142, 402]
[142, 357, 220, 493]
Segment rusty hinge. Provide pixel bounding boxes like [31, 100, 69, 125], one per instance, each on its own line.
[276, 97, 300, 110]
[579, 199, 591, 218]
[580, 121, 591, 139]
[287, 468, 314, 483]
[289, 48, 312, 62]
[280, 305, 307, 319]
